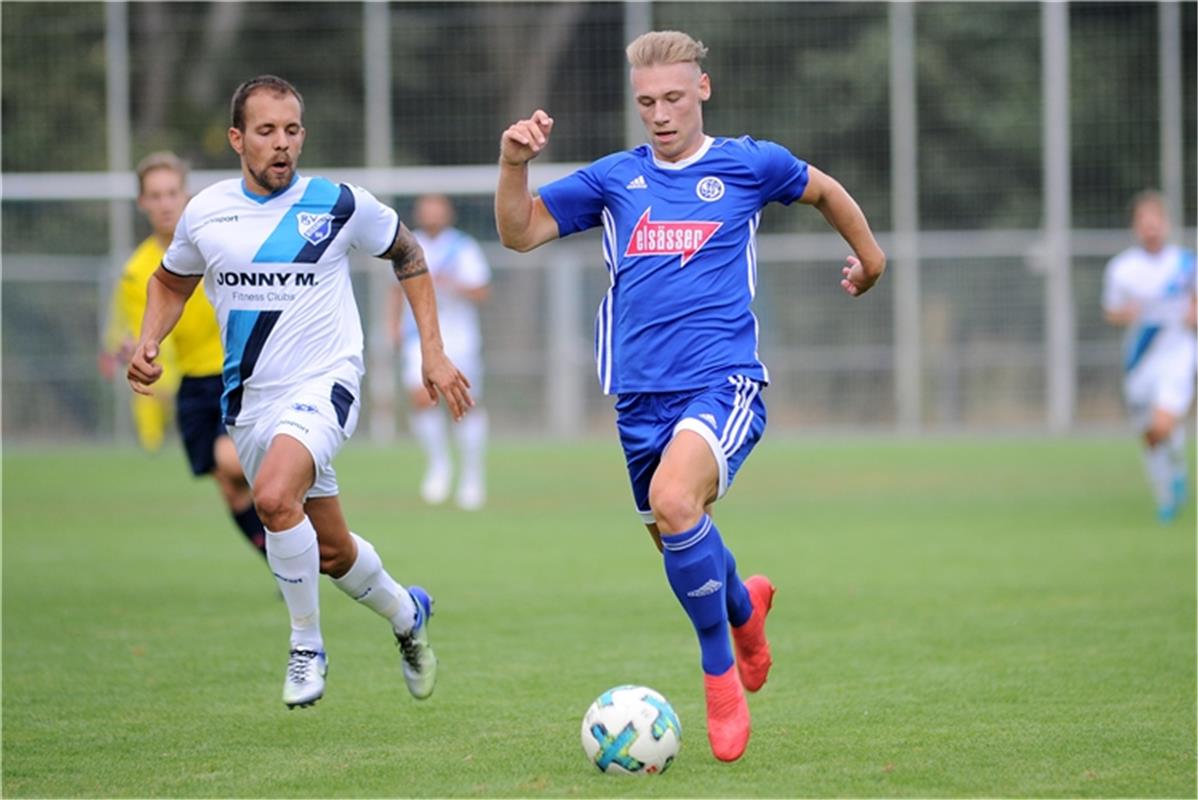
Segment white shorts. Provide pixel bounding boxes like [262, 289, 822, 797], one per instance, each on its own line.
[402, 339, 483, 397]
[1124, 339, 1196, 429]
[227, 375, 361, 499]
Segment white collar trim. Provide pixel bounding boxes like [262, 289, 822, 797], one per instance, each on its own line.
[652, 135, 714, 170]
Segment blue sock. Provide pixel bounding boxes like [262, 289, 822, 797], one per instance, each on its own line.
[724, 546, 753, 628]
[661, 514, 734, 676]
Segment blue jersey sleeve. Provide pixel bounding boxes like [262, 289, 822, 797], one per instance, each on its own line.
[538, 155, 622, 237]
[742, 137, 809, 206]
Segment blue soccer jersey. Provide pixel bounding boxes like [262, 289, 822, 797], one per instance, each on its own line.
[538, 135, 809, 394]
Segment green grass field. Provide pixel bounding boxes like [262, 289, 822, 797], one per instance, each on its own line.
[3, 438, 1195, 798]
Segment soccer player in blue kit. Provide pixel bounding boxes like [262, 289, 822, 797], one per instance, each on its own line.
[496, 31, 886, 761]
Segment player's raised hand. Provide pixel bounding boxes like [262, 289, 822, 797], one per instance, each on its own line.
[126, 340, 164, 396]
[422, 348, 474, 422]
[500, 110, 554, 166]
[840, 255, 881, 297]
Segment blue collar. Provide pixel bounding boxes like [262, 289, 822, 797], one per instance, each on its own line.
[241, 173, 300, 204]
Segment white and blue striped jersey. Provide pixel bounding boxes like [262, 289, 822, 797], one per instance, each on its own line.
[1102, 244, 1196, 374]
[163, 175, 399, 424]
[400, 227, 490, 356]
[538, 135, 809, 394]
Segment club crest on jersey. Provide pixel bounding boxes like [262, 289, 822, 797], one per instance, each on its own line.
[624, 207, 722, 267]
[695, 176, 725, 202]
[297, 212, 335, 246]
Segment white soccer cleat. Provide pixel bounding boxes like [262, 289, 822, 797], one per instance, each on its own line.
[283, 648, 328, 709]
[420, 465, 452, 505]
[455, 479, 486, 511]
[396, 587, 437, 699]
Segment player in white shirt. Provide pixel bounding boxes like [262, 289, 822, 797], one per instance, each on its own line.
[1102, 190, 1196, 522]
[388, 195, 491, 510]
[127, 75, 473, 708]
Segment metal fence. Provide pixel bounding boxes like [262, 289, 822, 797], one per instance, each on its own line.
[2, 1, 1195, 442]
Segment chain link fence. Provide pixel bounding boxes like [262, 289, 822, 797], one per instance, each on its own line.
[3, 1, 1195, 442]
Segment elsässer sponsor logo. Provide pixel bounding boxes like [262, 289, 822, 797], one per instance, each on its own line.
[623, 207, 722, 267]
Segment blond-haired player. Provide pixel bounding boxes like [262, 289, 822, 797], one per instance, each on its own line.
[497, 31, 885, 761]
[102, 152, 267, 559]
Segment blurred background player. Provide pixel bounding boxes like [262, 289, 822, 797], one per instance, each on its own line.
[99, 157, 183, 453]
[1102, 190, 1197, 523]
[101, 151, 267, 560]
[496, 31, 885, 761]
[388, 194, 491, 510]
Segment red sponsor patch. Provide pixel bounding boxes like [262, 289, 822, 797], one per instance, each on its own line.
[623, 208, 722, 266]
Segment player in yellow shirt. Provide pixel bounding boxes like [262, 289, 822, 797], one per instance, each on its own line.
[100, 152, 267, 559]
[102, 237, 181, 451]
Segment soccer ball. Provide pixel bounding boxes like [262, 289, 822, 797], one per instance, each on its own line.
[580, 685, 681, 775]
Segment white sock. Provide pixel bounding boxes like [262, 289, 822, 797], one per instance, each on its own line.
[1168, 426, 1188, 482]
[454, 407, 488, 488]
[266, 516, 323, 652]
[410, 408, 451, 475]
[1143, 443, 1175, 508]
[330, 533, 418, 636]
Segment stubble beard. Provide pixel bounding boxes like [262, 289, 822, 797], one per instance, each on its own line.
[248, 162, 294, 194]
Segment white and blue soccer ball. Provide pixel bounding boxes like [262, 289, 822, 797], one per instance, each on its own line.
[580, 685, 681, 775]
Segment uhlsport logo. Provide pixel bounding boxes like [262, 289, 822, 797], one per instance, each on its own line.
[624, 207, 722, 267]
[695, 176, 725, 202]
[297, 212, 335, 246]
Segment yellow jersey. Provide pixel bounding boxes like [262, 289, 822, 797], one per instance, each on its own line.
[106, 236, 224, 377]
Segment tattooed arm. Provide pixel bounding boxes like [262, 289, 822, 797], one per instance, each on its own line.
[383, 222, 473, 420]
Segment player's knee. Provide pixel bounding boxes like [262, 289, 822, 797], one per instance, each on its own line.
[1145, 427, 1168, 448]
[648, 483, 703, 534]
[1145, 415, 1175, 447]
[252, 483, 301, 528]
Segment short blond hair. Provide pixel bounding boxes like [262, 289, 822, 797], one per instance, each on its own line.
[626, 30, 708, 69]
[135, 151, 187, 195]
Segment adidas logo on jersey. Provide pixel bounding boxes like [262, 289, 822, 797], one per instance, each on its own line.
[625, 175, 648, 190]
[686, 579, 723, 598]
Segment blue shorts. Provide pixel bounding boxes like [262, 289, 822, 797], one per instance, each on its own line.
[615, 375, 767, 524]
[176, 375, 227, 476]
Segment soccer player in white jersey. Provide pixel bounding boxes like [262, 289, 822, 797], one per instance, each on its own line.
[388, 194, 491, 510]
[127, 75, 473, 709]
[1102, 191, 1196, 523]
[495, 31, 885, 761]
